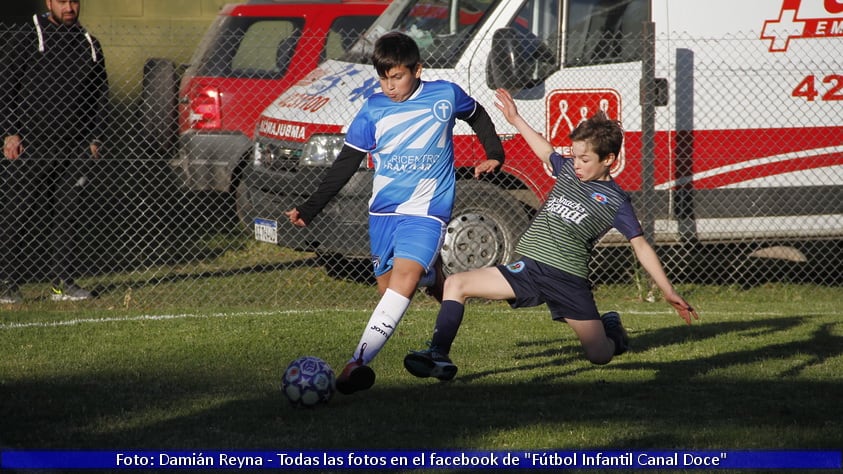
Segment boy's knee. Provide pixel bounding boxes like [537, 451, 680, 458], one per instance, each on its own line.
[587, 355, 612, 365]
[584, 348, 613, 365]
[442, 273, 466, 292]
[441, 273, 470, 301]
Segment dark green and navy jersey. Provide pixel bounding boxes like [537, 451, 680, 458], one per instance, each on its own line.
[516, 153, 643, 279]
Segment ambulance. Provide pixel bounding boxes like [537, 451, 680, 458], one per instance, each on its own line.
[241, 0, 843, 276]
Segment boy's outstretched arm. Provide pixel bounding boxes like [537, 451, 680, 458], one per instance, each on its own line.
[494, 89, 554, 167]
[629, 235, 700, 325]
[461, 102, 505, 178]
[284, 145, 367, 227]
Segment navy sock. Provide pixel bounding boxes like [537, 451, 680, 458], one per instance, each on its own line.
[430, 300, 465, 354]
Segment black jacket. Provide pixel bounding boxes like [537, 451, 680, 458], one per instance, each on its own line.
[0, 14, 109, 150]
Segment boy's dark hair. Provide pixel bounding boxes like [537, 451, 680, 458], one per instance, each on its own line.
[569, 111, 624, 159]
[372, 31, 421, 77]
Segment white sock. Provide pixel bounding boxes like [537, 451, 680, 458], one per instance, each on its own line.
[350, 289, 411, 365]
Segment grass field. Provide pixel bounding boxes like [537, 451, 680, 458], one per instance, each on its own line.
[1, 242, 841, 472]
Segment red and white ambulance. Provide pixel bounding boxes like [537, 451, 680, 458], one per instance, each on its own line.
[241, 0, 843, 275]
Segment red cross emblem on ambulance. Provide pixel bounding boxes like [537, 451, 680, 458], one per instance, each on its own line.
[545, 89, 624, 177]
[761, 0, 843, 52]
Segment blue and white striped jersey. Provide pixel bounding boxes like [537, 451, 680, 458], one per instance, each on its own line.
[344, 80, 476, 221]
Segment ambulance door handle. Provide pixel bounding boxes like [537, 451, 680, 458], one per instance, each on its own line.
[653, 78, 669, 107]
[641, 77, 669, 108]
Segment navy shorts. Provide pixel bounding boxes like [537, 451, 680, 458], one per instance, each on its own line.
[497, 256, 600, 321]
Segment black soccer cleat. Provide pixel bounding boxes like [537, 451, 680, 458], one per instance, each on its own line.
[601, 311, 629, 356]
[404, 345, 458, 381]
[335, 360, 376, 395]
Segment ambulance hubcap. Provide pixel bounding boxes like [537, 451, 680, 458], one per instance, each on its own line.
[440, 212, 505, 275]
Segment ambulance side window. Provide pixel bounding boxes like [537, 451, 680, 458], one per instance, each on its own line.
[504, 0, 560, 82]
[564, 0, 648, 67]
[509, 0, 561, 56]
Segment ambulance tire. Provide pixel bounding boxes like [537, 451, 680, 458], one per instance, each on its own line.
[442, 180, 531, 276]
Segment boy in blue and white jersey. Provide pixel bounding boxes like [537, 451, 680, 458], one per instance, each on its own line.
[404, 89, 699, 382]
[347, 79, 472, 221]
[285, 32, 504, 394]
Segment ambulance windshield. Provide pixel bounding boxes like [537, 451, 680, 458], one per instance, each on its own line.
[343, 0, 498, 69]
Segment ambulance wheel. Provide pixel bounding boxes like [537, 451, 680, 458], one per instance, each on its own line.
[442, 180, 530, 275]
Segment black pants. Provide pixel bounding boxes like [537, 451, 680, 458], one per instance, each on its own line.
[1, 152, 90, 284]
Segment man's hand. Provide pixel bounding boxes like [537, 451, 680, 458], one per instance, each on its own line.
[285, 208, 307, 227]
[474, 159, 501, 178]
[3, 135, 23, 159]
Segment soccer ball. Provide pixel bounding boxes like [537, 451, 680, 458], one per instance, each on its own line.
[281, 356, 335, 407]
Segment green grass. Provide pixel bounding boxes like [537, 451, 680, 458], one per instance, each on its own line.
[1, 242, 841, 472]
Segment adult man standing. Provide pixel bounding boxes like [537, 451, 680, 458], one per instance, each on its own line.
[1, 0, 109, 303]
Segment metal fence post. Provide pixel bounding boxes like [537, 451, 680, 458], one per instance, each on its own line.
[639, 20, 657, 245]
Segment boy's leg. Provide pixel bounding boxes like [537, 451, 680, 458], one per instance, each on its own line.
[336, 287, 411, 395]
[352, 285, 414, 365]
[565, 319, 616, 365]
[532, 261, 626, 365]
[405, 266, 515, 380]
[418, 254, 444, 302]
[430, 300, 464, 354]
[600, 311, 629, 356]
[435, 265, 517, 348]
[336, 216, 439, 394]
[565, 312, 628, 365]
[403, 299, 463, 380]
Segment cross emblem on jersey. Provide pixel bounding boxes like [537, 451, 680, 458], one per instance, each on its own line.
[433, 100, 453, 122]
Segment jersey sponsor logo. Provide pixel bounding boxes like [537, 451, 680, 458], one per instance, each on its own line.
[545, 196, 589, 224]
[383, 153, 440, 172]
[761, 0, 843, 52]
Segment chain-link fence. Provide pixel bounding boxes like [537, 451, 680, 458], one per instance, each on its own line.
[1, 11, 841, 308]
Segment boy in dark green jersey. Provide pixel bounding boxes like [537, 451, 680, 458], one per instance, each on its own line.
[404, 88, 699, 381]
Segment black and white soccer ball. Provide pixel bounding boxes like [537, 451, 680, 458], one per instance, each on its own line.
[282, 356, 335, 407]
